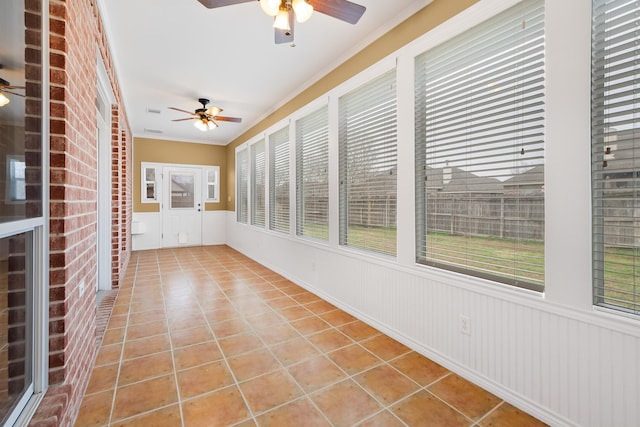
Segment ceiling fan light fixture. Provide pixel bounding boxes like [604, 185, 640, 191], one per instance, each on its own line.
[273, 7, 290, 31]
[259, 0, 280, 16]
[207, 120, 218, 130]
[0, 91, 9, 107]
[292, 0, 313, 23]
[194, 118, 209, 132]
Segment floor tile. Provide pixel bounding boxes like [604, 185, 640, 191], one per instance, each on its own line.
[311, 379, 381, 426]
[391, 390, 469, 427]
[270, 337, 321, 366]
[318, 309, 357, 327]
[182, 386, 250, 427]
[390, 351, 450, 386]
[122, 334, 171, 360]
[112, 375, 178, 421]
[337, 321, 381, 342]
[211, 318, 250, 338]
[290, 316, 331, 335]
[94, 343, 123, 367]
[177, 360, 234, 399]
[278, 305, 313, 322]
[85, 363, 119, 394]
[173, 341, 223, 371]
[102, 328, 125, 346]
[288, 355, 346, 393]
[357, 410, 405, 427]
[307, 329, 353, 352]
[128, 309, 166, 326]
[218, 333, 264, 357]
[239, 369, 304, 414]
[303, 300, 336, 315]
[361, 334, 411, 361]
[328, 344, 381, 376]
[110, 404, 182, 427]
[118, 351, 173, 386]
[125, 319, 167, 341]
[74, 389, 113, 427]
[254, 322, 299, 345]
[170, 325, 214, 348]
[429, 373, 501, 421]
[227, 348, 281, 381]
[354, 364, 420, 405]
[479, 402, 549, 427]
[255, 398, 330, 427]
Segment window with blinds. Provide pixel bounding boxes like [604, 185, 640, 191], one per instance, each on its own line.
[592, 0, 640, 315]
[415, 0, 545, 291]
[236, 148, 248, 224]
[296, 106, 329, 241]
[269, 126, 290, 233]
[339, 69, 397, 257]
[251, 140, 266, 227]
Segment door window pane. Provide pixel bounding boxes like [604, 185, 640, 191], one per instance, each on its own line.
[170, 173, 195, 209]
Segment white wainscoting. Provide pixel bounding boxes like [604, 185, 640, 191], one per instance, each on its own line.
[203, 210, 227, 246]
[226, 212, 640, 427]
[131, 212, 162, 251]
[132, 210, 227, 251]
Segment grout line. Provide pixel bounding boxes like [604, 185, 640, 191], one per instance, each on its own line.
[106, 252, 138, 426]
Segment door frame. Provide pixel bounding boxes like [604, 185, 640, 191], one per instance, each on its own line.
[96, 55, 115, 291]
[161, 165, 203, 248]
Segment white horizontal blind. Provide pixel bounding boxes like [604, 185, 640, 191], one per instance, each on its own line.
[251, 140, 266, 227]
[296, 106, 329, 241]
[339, 70, 397, 257]
[592, 0, 640, 315]
[236, 148, 248, 223]
[415, 0, 545, 291]
[269, 126, 290, 233]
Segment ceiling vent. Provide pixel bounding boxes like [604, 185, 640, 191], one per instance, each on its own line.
[146, 107, 162, 114]
[144, 128, 163, 134]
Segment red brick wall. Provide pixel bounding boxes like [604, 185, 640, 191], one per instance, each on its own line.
[30, 0, 132, 425]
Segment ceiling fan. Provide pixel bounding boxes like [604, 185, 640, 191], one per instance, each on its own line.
[169, 98, 242, 132]
[197, 0, 366, 45]
[0, 65, 25, 107]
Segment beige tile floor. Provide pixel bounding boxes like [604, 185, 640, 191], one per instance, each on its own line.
[75, 246, 547, 427]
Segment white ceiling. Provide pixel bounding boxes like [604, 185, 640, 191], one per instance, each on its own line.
[98, 0, 429, 146]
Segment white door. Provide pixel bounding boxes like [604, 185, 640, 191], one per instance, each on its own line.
[162, 167, 203, 247]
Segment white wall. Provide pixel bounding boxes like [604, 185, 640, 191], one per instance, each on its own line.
[132, 210, 226, 251]
[225, 1, 640, 426]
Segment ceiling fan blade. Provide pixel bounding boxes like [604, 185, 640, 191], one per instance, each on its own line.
[168, 106, 197, 115]
[275, 12, 295, 44]
[172, 118, 196, 122]
[213, 116, 242, 123]
[197, 0, 253, 9]
[310, 0, 366, 24]
[3, 90, 25, 97]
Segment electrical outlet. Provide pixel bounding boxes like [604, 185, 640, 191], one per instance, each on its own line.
[460, 315, 471, 335]
[79, 280, 85, 297]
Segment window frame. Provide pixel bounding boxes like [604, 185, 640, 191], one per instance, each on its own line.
[414, 0, 546, 292]
[591, 0, 640, 316]
[338, 68, 399, 258]
[268, 125, 290, 234]
[295, 104, 330, 242]
[140, 163, 158, 203]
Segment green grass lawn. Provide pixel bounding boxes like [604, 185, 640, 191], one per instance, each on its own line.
[299, 223, 638, 312]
